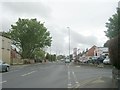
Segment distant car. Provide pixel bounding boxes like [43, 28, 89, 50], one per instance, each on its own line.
[103, 57, 111, 65]
[0, 60, 10, 72]
[65, 59, 70, 63]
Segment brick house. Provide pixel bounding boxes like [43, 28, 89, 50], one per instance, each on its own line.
[86, 45, 97, 59]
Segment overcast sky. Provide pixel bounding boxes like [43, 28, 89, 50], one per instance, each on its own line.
[0, 0, 119, 55]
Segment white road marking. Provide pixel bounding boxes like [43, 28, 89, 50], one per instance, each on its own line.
[91, 79, 105, 83]
[68, 83, 72, 88]
[75, 82, 79, 84]
[68, 71, 71, 80]
[0, 81, 7, 84]
[91, 76, 105, 83]
[76, 66, 80, 67]
[67, 65, 80, 88]
[21, 71, 37, 76]
[72, 71, 79, 84]
[13, 70, 19, 72]
[68, 65, 72, 88]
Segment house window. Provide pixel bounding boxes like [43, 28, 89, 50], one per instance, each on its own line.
[7, 42, 10, 51]
[2, 39, 4, 49]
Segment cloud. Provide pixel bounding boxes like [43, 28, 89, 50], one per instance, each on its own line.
[2, 2, 52, 18]
[71, 30, 97, 45]
[1, 18, 12, 31]
[46, 25, 98, 55]
[1, 2, 52, 31]
[0, 1, 117, 55]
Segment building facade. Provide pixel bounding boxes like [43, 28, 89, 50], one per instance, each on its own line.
[94, 47, 109, 57]
[86, 45, 96, 59]
[0, 33, 12, 64]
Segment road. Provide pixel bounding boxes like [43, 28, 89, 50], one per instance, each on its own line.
[1, 62, 113, 88]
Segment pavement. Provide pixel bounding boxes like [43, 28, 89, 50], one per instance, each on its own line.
[10, 63, 42, 70]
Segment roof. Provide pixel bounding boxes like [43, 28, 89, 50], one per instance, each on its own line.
[0, 32, 11, 39]
[88, 45, 96, 51]
[98, 47, 108, 51]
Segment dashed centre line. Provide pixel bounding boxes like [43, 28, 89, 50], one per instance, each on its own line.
[0, 81, 7, 84]
[21, 71, 37, 76]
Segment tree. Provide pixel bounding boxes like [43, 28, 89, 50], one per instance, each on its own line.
[109, 34, 120, 69]
[57, 55, 65, 60]
[46, 53, 50, 60]
[1, 31, 11, 39]
[9, 18, 52, 59]
[34, 49, 45, 60]
[103, 40, 110, 47]
[51, 54, 56, 61]
[105, 8, 120, 39]
[105, 8, 120, 69]
[53, 54, 56, 61]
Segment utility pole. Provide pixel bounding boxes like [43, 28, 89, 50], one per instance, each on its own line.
[67, 27, 70, 62]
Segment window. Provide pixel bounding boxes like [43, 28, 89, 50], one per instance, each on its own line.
[2, 39, 4, 49]
[7, 42, 10, 51]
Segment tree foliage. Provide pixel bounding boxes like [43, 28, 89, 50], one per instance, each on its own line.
[46, 53, 50, 60]
[105, 8, 120, 39]
[34, 49, 45, 60]
[1, 31, 11, 39]
[109, 34, 120, 69]
[103, 40, 110, 47]
[105, 8, 120, 69]
[57, 55, 65, 60]
[9, 18, 52, 59]
[45, 53, 56, 61]
[51, 54, 56, 61]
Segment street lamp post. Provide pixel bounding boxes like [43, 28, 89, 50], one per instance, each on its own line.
[50, 46, 51, 62]
[67, 27, 70, 62]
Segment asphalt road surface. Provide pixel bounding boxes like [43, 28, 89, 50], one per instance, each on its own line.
[1, 61, 113, 88]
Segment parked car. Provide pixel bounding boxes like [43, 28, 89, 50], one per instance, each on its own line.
[65, 59, 70, 63]
[103, 57, 111, 65]
[91, 56, 99, 64]
[0, 60, 10, 72]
